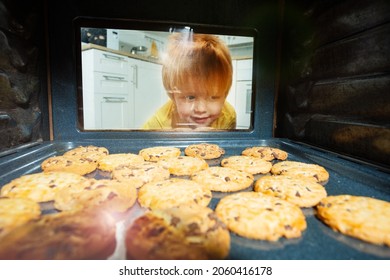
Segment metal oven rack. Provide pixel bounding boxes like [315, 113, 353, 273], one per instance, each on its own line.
[1, 138, 389, 259]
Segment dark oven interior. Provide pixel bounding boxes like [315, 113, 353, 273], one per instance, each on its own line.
[0, 0, 389, 260]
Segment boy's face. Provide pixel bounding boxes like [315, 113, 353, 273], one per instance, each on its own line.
[172, 80, 226, 128]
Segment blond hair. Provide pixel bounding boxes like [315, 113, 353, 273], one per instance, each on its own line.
[162, 33, 233, 97]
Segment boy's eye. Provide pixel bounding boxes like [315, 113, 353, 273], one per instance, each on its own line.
[210, 95, 222, 100]
[186, 95, 196, 101]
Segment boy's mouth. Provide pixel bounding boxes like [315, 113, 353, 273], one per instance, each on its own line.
[191, 116, 210, 125]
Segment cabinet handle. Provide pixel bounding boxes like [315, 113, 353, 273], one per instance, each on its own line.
[103, 97, 128, 103]
[103, 75, 126, 81]
[103, 53, 126, 61]
[131, 65, 138, 88]
[246, 88, 252, 114]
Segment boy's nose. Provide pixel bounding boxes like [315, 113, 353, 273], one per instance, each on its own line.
[193, 100, 207, 113]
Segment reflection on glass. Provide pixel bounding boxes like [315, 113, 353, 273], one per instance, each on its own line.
[79, 24, 254, 131]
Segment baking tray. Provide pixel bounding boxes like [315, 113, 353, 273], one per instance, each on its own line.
[1, 138, 389, 260]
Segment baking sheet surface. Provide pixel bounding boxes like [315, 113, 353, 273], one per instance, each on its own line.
[1, 138, 389, 259]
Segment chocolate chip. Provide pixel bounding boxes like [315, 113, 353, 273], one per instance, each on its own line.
[107, 192, 118, 200]
[207, 220, 223, 232]
[208, 212, 218, 221]
[170, 216, 181, 226]
[147, 226, 165, 237]
[58, 225, 75, 233]
[187, 222, 201, 236]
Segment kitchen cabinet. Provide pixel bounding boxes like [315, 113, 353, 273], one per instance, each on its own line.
[235, 80, 252, 128]
[128, 58, 166, 128]
[82, 48, 132, 129]
[82, 47, 165, 129]
[95, 94, 130, 129]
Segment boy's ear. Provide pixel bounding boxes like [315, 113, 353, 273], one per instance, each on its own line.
[167, 92, 174, 100]
[166, 88, 180, 100]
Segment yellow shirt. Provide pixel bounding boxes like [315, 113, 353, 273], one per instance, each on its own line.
[142, 100, 236, 129]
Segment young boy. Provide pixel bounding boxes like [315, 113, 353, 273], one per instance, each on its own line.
[142, 32, 236, 130]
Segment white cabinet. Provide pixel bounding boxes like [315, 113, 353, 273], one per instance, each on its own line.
[82, 48, 132, 129]
[228, 59, 253, 129]
[96, 95, 130, 129]
[82, 48, 165, 129]
[235, 81, 252, 128]
[128, 58, 165, 128]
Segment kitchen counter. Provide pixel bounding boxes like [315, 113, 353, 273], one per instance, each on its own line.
[82, 43, 161, 64]
[81, 43, 252, 63]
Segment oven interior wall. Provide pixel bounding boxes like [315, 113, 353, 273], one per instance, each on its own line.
[0, 0, 49, 152]
[275, 0, 390, 168]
